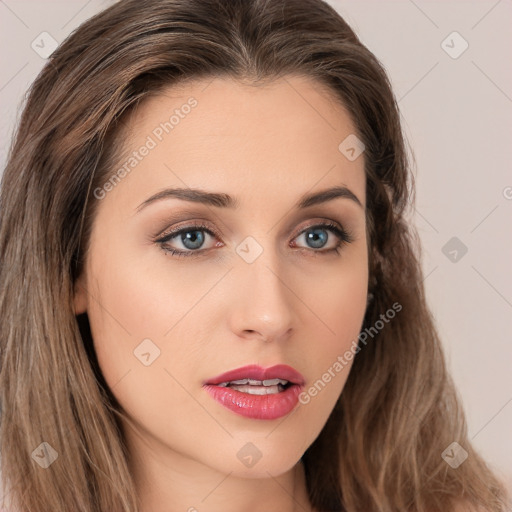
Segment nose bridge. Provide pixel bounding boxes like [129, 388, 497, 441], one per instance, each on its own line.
[230, 236, 295, 340]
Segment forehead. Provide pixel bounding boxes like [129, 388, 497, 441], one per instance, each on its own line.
[129, 74, 357, 147]
[101, 75, 366, 212]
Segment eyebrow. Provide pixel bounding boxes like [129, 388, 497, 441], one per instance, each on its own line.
[135, 185, 363, 212]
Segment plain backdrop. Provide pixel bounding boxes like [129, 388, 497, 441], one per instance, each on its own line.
[1, 0, 511, 492]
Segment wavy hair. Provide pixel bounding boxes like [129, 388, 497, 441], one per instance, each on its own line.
[0, 0, 509, 510]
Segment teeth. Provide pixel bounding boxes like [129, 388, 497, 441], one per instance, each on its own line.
[216, 378, 289, 388]
[262, 378, 287, 386]
[230, 378, 261, 385]
[229, 384, 282, 395]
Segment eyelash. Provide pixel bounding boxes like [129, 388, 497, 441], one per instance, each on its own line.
[155, 221, 354, 259]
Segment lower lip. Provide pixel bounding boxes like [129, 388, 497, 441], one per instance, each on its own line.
[203, 384, 303, 420]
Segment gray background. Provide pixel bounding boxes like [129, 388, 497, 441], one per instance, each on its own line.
[1, 0, 511, 490]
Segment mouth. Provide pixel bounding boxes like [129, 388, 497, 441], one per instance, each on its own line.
[203, 364, 305, 420]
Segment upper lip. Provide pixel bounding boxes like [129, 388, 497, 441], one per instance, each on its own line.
[204, 364, 305, 386]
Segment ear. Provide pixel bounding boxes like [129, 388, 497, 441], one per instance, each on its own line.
[73, 272, 88, 315]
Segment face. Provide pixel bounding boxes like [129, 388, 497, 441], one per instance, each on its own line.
[74, 75, 368, 479]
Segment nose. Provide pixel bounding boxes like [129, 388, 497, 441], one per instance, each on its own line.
[227, 247, 295, 344]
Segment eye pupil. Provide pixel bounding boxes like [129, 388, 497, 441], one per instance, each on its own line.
[306, 228, 328, 249]
[181, 230, 205, 250]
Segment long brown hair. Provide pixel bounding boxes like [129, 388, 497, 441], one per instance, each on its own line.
[0, 0, 508, 510]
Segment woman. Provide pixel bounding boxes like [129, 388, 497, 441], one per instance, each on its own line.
[0, 0, 509, 511]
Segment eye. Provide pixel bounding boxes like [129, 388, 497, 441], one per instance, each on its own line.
[155, 220, 354, 258]
[291, 221, 354, 254]
[156, 222, 220, 258]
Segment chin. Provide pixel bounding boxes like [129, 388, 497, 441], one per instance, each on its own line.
[205, 435, 307, 478]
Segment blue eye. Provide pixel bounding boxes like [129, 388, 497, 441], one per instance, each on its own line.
[174, 229, 206, 250]
[307, 228, 329, 248]
[290, 222, 353, 254]
[156, 221, 353, 258]
[156, 223, 217, 257]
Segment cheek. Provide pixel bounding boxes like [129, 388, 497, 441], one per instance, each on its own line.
[306, 252, 368, 347]
[294, 256, 368, 419]
[83, 248, 223, 416]
[84, 257, 210, 446]
[86, 247, 213, 342]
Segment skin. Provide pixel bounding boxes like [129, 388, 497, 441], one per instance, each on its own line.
[74, 75, 369, 512]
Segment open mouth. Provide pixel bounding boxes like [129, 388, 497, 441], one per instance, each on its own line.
[203, 364, 305, 420]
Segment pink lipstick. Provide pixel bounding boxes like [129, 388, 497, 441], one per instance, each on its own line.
[203, 364, 305, 420]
